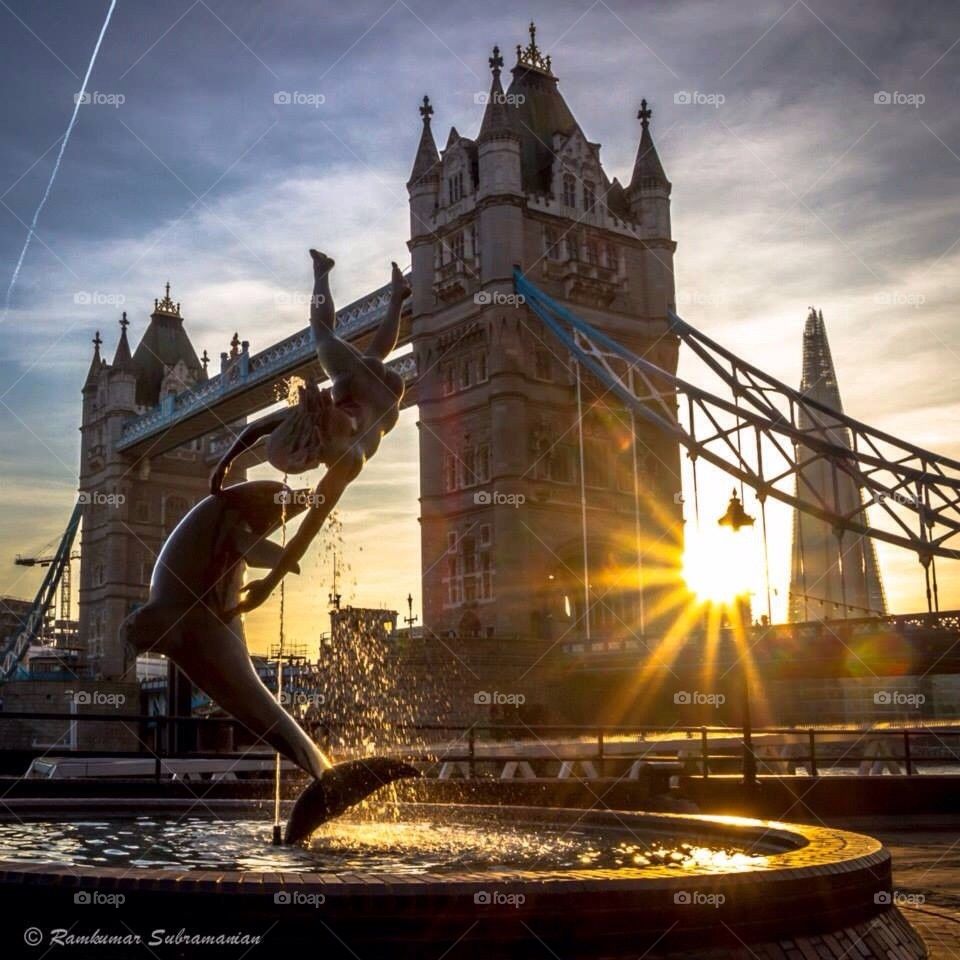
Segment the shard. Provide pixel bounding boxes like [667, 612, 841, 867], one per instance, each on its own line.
[788, 309, 887, 621]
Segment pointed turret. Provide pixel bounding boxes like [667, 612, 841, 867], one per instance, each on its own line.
[627, 99, 669, 194]
[478, 46, 516, 142]
[83, 331, 103, 393]
[407, 95, 440, 187]
[112, 312, 132, 367]
[478, 44, 523, 209]
[407, 96, 443, 314]
[503, 22, 578, 194]
[626, 99, 672, 246]
[131, 282, 203, 407]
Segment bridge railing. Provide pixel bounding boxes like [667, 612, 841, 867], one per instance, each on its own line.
[1, 711, 958, 781]
[117, 276, 408, 450]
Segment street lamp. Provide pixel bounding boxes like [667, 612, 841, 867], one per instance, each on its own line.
[717, 489, 757, 788]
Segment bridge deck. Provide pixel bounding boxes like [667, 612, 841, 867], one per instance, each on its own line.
[116, 279, 415, 459]
[561, 609, 960, 678]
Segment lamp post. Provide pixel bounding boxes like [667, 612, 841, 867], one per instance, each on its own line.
[404, 593, 418, 632]
[718, 489, 757, 789]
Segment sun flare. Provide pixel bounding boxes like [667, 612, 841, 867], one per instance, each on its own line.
[681, 523, 760, 609]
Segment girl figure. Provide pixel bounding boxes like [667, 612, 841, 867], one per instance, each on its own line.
[215, 250, 410, 617]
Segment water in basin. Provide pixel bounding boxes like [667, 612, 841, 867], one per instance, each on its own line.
[0, 812, 767, 875]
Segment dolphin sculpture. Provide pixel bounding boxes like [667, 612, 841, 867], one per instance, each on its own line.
[120, 479, 417, 843]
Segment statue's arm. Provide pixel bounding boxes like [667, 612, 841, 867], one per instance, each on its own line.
[367, 262, 410, 361]
[226, 454, 360, 616]
[210, 411, 286, 494]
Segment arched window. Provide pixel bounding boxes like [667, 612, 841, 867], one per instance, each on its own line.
[583, 180, 596, 212]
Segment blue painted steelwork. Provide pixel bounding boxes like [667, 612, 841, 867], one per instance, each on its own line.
[515, 268, 960, 561]
[1, 502, 82, 679]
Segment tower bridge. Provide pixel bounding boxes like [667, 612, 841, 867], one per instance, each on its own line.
[115, 279, 418, 460]
[4, 24, 960, 716]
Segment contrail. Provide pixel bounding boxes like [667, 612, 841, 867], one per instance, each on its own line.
[2, 0, 118, 321]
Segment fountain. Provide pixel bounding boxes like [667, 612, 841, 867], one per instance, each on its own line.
[0, 251, 927, 957]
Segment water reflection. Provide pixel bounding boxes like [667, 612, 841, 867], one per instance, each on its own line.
[0, 815, 766, 875]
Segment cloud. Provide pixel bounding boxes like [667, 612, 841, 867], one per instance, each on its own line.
[2, 0, 959, 626]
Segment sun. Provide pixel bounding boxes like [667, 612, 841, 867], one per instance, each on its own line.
[681, 523, 758, 608]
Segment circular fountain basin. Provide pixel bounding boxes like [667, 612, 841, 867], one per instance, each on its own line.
[0, 801, 925, 958]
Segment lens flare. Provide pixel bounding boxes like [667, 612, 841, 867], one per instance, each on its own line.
[682, 522, 761, 608]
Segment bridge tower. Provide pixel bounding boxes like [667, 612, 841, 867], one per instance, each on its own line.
[77, 289, 220, 679]
[789, 308, 887, 621]
[407, 25, 682, 656]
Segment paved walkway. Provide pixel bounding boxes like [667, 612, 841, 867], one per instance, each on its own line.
[874, 829, 960, 958]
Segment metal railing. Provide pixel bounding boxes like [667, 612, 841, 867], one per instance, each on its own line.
[1, 712, 959, 781]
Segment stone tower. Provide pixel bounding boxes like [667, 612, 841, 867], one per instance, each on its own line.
[407, 25, 682, 652]
[789, 308, 887, 621]
[77, 287, 223, 679]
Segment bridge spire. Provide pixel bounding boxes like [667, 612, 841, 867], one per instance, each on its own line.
[83, 331, 103, 392]
[408, 95, 440, 186]
[516, 20, 552, 74]
[112, 311, 132, 366]
[153, 281, 181, 318]
[627, 98, 669, 193]
[479, 44, 517, 142]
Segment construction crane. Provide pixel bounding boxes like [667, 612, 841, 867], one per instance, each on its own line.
[1, 503, 83, 679]
[15, 549, 81, 624]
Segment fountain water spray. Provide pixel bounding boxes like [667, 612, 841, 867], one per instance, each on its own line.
[2, 0, 118, 321]
[272, 472, 289, 847]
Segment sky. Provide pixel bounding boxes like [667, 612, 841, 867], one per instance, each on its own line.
[0, 0, 958, 655]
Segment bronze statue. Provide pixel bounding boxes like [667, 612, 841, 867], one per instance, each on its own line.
[123, 251, 416, 843]
[212, 249, 408, 614]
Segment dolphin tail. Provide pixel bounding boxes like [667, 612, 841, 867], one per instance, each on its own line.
[284, 757, 420, 844]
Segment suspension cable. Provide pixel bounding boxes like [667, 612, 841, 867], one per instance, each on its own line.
[931, 554, 940, 612]
[836, 529, 848, 617]
[272, 473, 289, 846]
[575, 362, 591, 642]
[629, 408, 646, 636]
[759, 497, 773, 623]
[797, 508, 809, 622]
[922, 557, 933, 614]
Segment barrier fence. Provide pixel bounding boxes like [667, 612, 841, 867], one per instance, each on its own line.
[1, 711, 959, 782]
